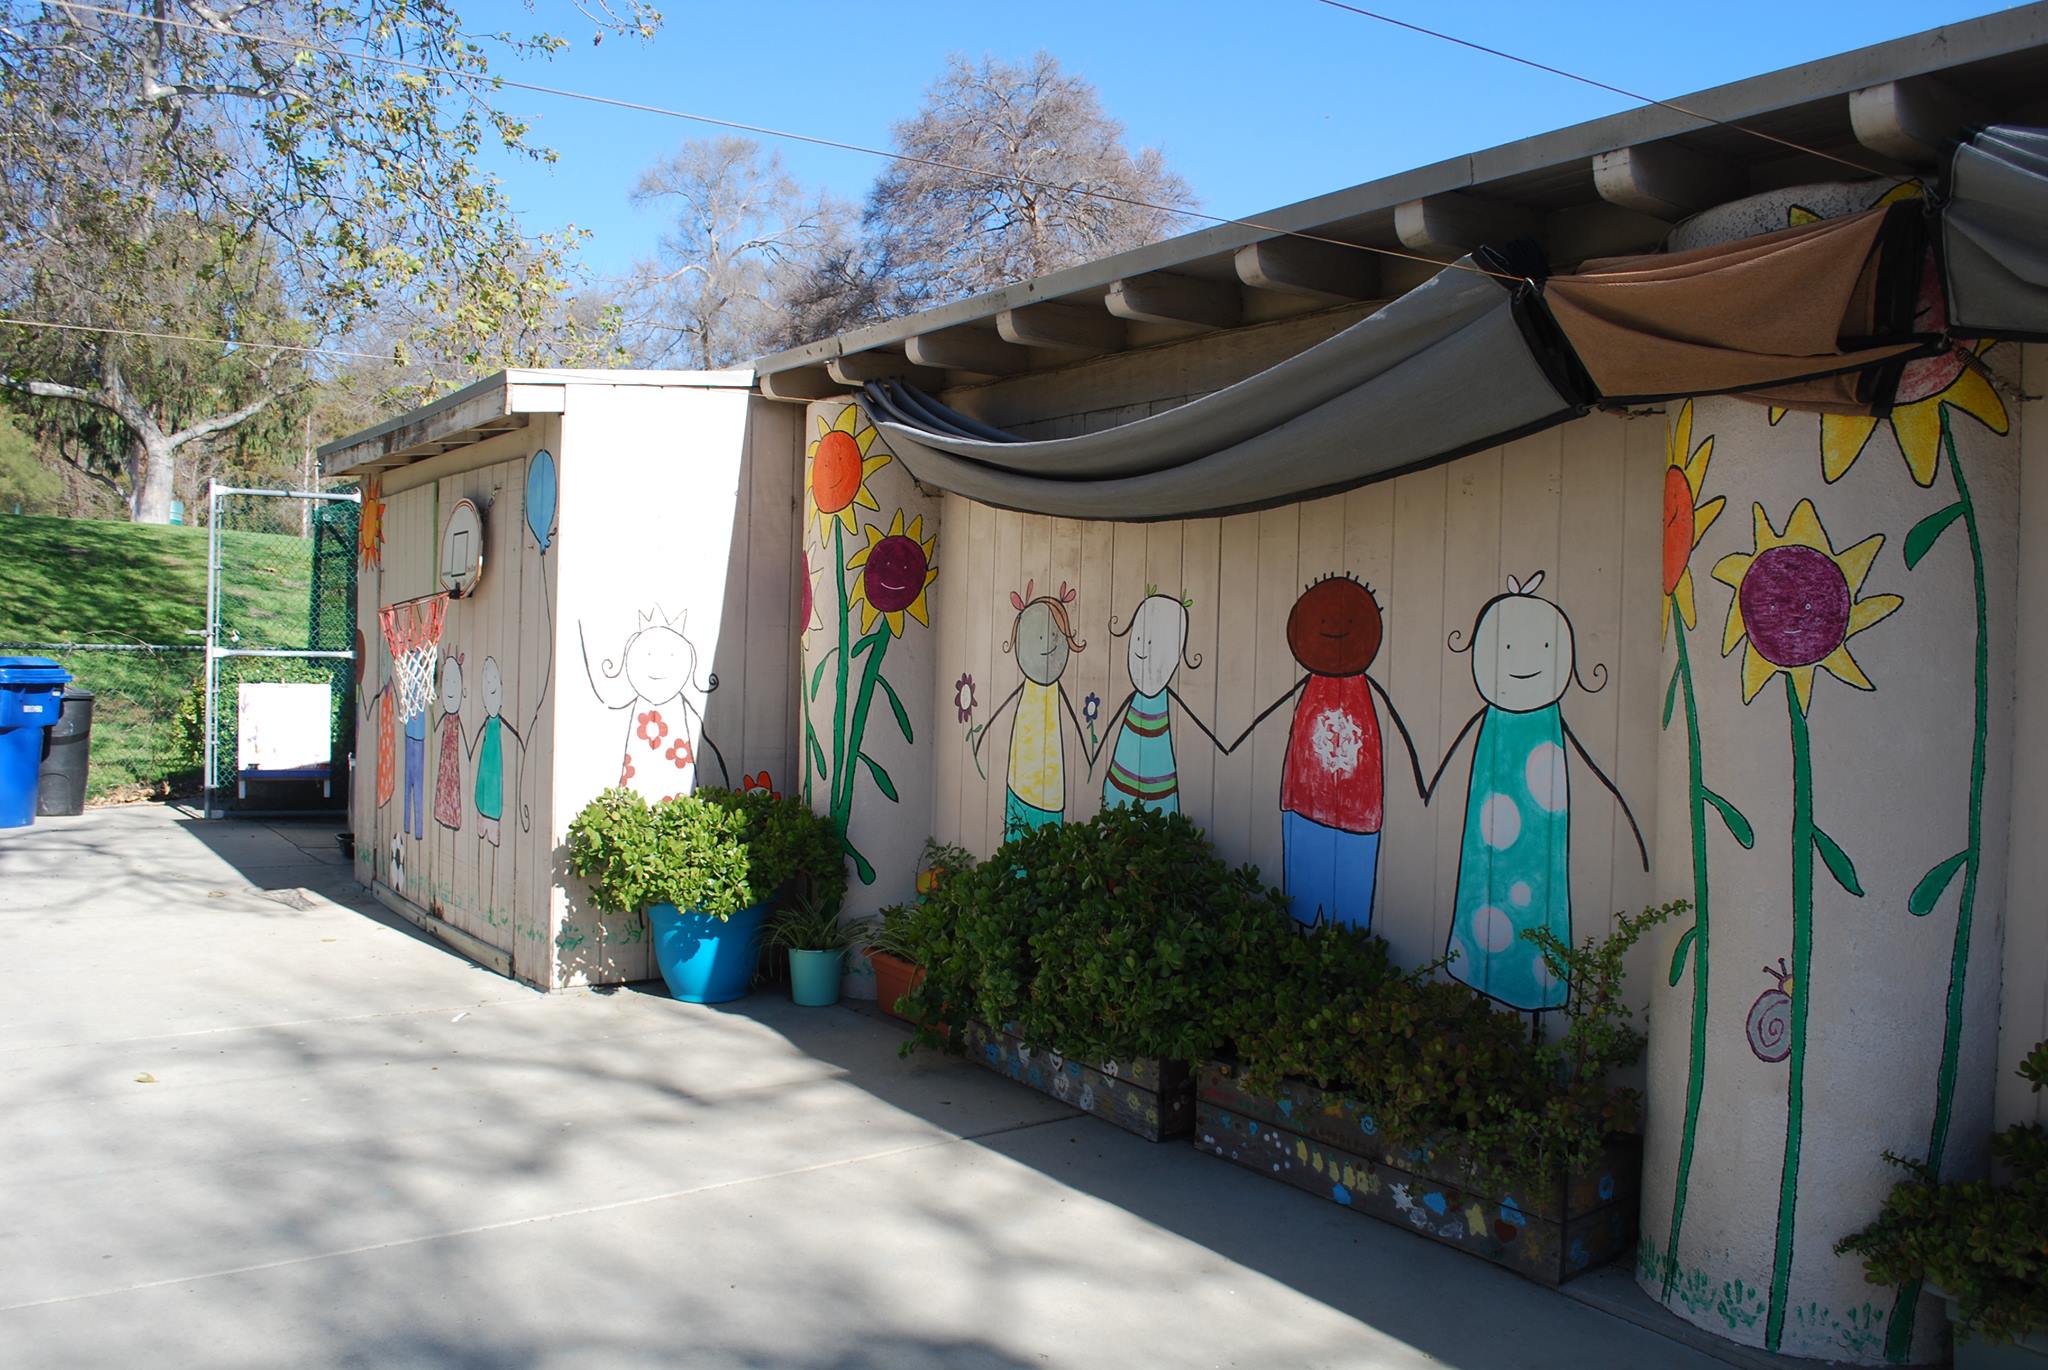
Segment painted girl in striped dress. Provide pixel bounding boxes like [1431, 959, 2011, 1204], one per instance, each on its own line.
[1428, 572, 1647, 1012]
[1096, 591, 1221, 815]
[971, 582, 1088, 839]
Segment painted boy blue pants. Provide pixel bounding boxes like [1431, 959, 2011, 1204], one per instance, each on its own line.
[1283, 811, 1379, 930]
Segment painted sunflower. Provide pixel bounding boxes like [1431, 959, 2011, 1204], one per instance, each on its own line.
[807, 405, 891, 544]
[1662, 399, 1725, 639]
[1712, 500, 1902, 712]
[1775, 190, 2008, 487]
[846, 510, 937, 636]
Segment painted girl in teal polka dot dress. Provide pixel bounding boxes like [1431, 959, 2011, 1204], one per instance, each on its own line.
[1428, 573, 1647, 1012]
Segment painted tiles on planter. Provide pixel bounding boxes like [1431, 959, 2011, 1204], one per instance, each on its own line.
[926, 412, 1663, 995]
[964, 1021, 1194, 1142]
[1637, 375, 2016, 1362]
[800, 399, 941, 923]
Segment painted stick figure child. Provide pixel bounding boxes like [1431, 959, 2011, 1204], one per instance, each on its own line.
[1095, 590, 1222, 815]
[970, 581, 1088, 839]
[1427, 571, 1647, 1012]
[432, 654, 465, 832]
[403, 686, 428, 840]
[1228, 574, 1425, 931]
[580, 607, 730, 803]
[468, 656, 525, 847]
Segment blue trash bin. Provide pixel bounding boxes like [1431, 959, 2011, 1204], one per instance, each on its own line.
[0, 657, 72, 828]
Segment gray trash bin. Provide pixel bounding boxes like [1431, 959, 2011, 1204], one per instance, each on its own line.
[36, 688, 94, 817]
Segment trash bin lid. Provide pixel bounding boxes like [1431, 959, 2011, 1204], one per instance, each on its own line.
[0, 656, 71, 687]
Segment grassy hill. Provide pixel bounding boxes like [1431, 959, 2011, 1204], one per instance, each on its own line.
[0, 513, 339, 800]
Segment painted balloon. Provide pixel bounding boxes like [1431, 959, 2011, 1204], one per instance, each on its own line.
[526, 448, 557, 551]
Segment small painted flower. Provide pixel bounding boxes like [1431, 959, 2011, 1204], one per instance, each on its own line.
[741, 770, 781, 801]
[954, 672, 977, 723]
[1712, 500, 1903, 712]
[635, 710, 668, 745]
[664, 736, 694, 770]
[620, 751, 637, 783]
[846, 510, 937, 637]
[1663, 399, 1726, 638]
[1083, 692, 1101, 723]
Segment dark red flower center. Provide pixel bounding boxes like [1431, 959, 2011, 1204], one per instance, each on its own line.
[1739, 545, 1850, 668]
[863, 535, 927, 614]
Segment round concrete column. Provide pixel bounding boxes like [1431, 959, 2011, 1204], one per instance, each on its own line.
[1636, 184, 2017, 1363]
[799, 398, 941, 981]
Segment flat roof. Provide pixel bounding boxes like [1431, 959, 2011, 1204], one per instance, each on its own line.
[749, 3, 2048, 399]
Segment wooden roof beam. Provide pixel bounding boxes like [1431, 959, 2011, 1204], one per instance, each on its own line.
[904, 328, 1031, 375]
[1850, 76, 1987, 167]
[1233, 238, 1380, 302]
[758, 366, 844, 402]
[1592, 142, 1741, 220]
[996, 303, 1127, 354]
[826, 350, 949, 390]
[1105, 273, 1242, 329]
[1394, 192, 1541, 257]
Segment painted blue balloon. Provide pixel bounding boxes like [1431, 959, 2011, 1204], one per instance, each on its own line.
[525, 448, 557, 551]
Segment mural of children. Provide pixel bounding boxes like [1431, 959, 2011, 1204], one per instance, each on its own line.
[1428, 571, 1647, 1012]
[1096, 591, 1221, 815]
[1228, 574, 1425, 931]
[580, 607, 729, 804]
[470, 656, 525, 847]
[970, 581, 1088, 838]
[432, 654, 465, 832]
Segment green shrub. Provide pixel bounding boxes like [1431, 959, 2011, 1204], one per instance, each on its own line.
[896, 805, 1296, 1065]
[766, 891, 853, 953]
[566, 786, 845, 921]
[1836, 1041, 2048, 1344]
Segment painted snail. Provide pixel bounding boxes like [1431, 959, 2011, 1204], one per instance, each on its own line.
[1747, 959, 1794, 1063]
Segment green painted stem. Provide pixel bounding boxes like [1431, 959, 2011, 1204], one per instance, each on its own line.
[1660, 608, 1712, 1299]
[1765, 673, 1815, 1352]
[834, 630, 891, 827]
[1884, 410, 1989, 1363]
[829, 519, 850, 832]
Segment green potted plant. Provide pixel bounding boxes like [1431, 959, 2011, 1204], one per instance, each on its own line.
[898, 805, 1296, 1140]
[1836, 1042, 2048, 1364]
[767, 893, 853, 1007]
[1199, 901, 1679, 1286]
[565, 786, 844, 1004]
[855, 901, 925, 1022]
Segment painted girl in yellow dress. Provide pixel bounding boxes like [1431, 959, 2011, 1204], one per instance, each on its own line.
[971, 581, 1089, 838]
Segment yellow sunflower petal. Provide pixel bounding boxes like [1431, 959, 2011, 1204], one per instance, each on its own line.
[1788, 205, 1821, 227]
[1683, 436, 1714, 496]
[1819, 643, 1874, 692]
[1712, 551, 1754, 591]
[1741, 643, 1777, 702]
[835, 504, 860, 533]
[1783, 499, 1826, 550]
[1789, 666, 1816, 713]
[859, 597, 880, 634]
[1721, 595, 1747, 657]
[854, 424, 878, 455]
[1942, 361, 2010, 438]
[1847, 592, 1904, 637]
[1675, 568, 1697, 631]
[1890, 400, 1945, 488]
[1874, 181, 1925, 207]
[1751, 502, 1778, 551]
[815, 414, 834, 438]
[921, 535, 938, 561]
[1821, 413, 1882, 483]
[1694, 495, 1726, 543]
[887, 509, 906, 537]
[855, 486, 880, 513]
[1768, 406, 1789, 425]
[907, 587, 932, 627]
[1834, 533, 1884, 594]
[847, 543, 872, 570]
[1670, 400, 1693, 470]
[831, 406, 858, 435]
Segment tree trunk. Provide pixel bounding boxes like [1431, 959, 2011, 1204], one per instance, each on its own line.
[131, 433, 177, 523]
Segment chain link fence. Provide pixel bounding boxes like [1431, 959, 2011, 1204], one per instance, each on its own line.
[0, 638, 206, 801]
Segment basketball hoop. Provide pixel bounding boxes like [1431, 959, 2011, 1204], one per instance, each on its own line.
[379, 592, 449, 724]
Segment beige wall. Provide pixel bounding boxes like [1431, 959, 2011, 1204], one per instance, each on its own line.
[2004, 344, 2048, 1132]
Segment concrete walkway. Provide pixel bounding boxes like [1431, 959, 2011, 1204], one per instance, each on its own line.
[0, 804, 1731, 1369]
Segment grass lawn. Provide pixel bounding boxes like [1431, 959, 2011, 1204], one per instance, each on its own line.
[0, 513, 341, 800]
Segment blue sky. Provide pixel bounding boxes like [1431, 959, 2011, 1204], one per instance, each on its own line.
[487, 0, 2013, 278]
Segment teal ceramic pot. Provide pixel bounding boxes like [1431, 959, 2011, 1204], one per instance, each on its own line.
[788, 948, 843, 1006]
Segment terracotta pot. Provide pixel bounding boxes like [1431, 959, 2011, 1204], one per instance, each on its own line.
[866, 949, 925, 1022]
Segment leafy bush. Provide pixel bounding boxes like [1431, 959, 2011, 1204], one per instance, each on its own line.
[1836, 1041, 2048, 1344]
[566, 786, 845, 921]
[896, 805, 1296, 1064]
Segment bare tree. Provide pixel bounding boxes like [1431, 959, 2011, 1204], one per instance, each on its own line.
[0, 1, 658, 520]
[864, 51, 1197, 310]
[622, 138, 856, 369]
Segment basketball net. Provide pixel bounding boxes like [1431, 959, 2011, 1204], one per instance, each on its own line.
[379, 592, 449, 723]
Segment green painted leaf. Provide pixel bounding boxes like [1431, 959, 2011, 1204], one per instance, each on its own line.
[852, 627, 889, 660]
[1703, 789, 1756, 850]
[1663, 663, 1680, 729]
[805, 728, 828, 780]
[809, 648, 836, 698]
[1904, 502, 1965, 570]
[1908, 850, 1969, 916]
[1813, 827, 1864, 897]
[845, 838, 876, 885]
[1669, 926, 1698, 986]
[858, 751, 899, 803]
[876, 674, 914, 744]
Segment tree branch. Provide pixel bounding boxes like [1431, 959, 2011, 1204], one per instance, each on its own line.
[166, 389, 275, 450]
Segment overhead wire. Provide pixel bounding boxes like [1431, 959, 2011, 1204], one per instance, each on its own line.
[0, 315, 389, 362]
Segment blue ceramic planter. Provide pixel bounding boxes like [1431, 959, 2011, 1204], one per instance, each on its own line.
[647, 902, 767, 1003]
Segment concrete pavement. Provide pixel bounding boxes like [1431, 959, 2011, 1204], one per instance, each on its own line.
[0, 803, 1733, 1369]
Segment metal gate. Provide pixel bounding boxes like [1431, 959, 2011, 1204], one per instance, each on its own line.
[201, 482, 361, 818]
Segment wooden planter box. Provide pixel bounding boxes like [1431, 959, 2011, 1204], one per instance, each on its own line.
[963, 1021, 1193, 1142]
[1195, 1061, 1639, 1286]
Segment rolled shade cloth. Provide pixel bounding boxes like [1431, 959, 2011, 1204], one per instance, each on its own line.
[871, 262, 1588, 522]
[1941, 124, 2048, 340]
[1542, 201, 1933, 410]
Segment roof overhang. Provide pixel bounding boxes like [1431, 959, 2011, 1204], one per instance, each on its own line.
[320, 368, 753, 479]
[749, 3, 2048, 400]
